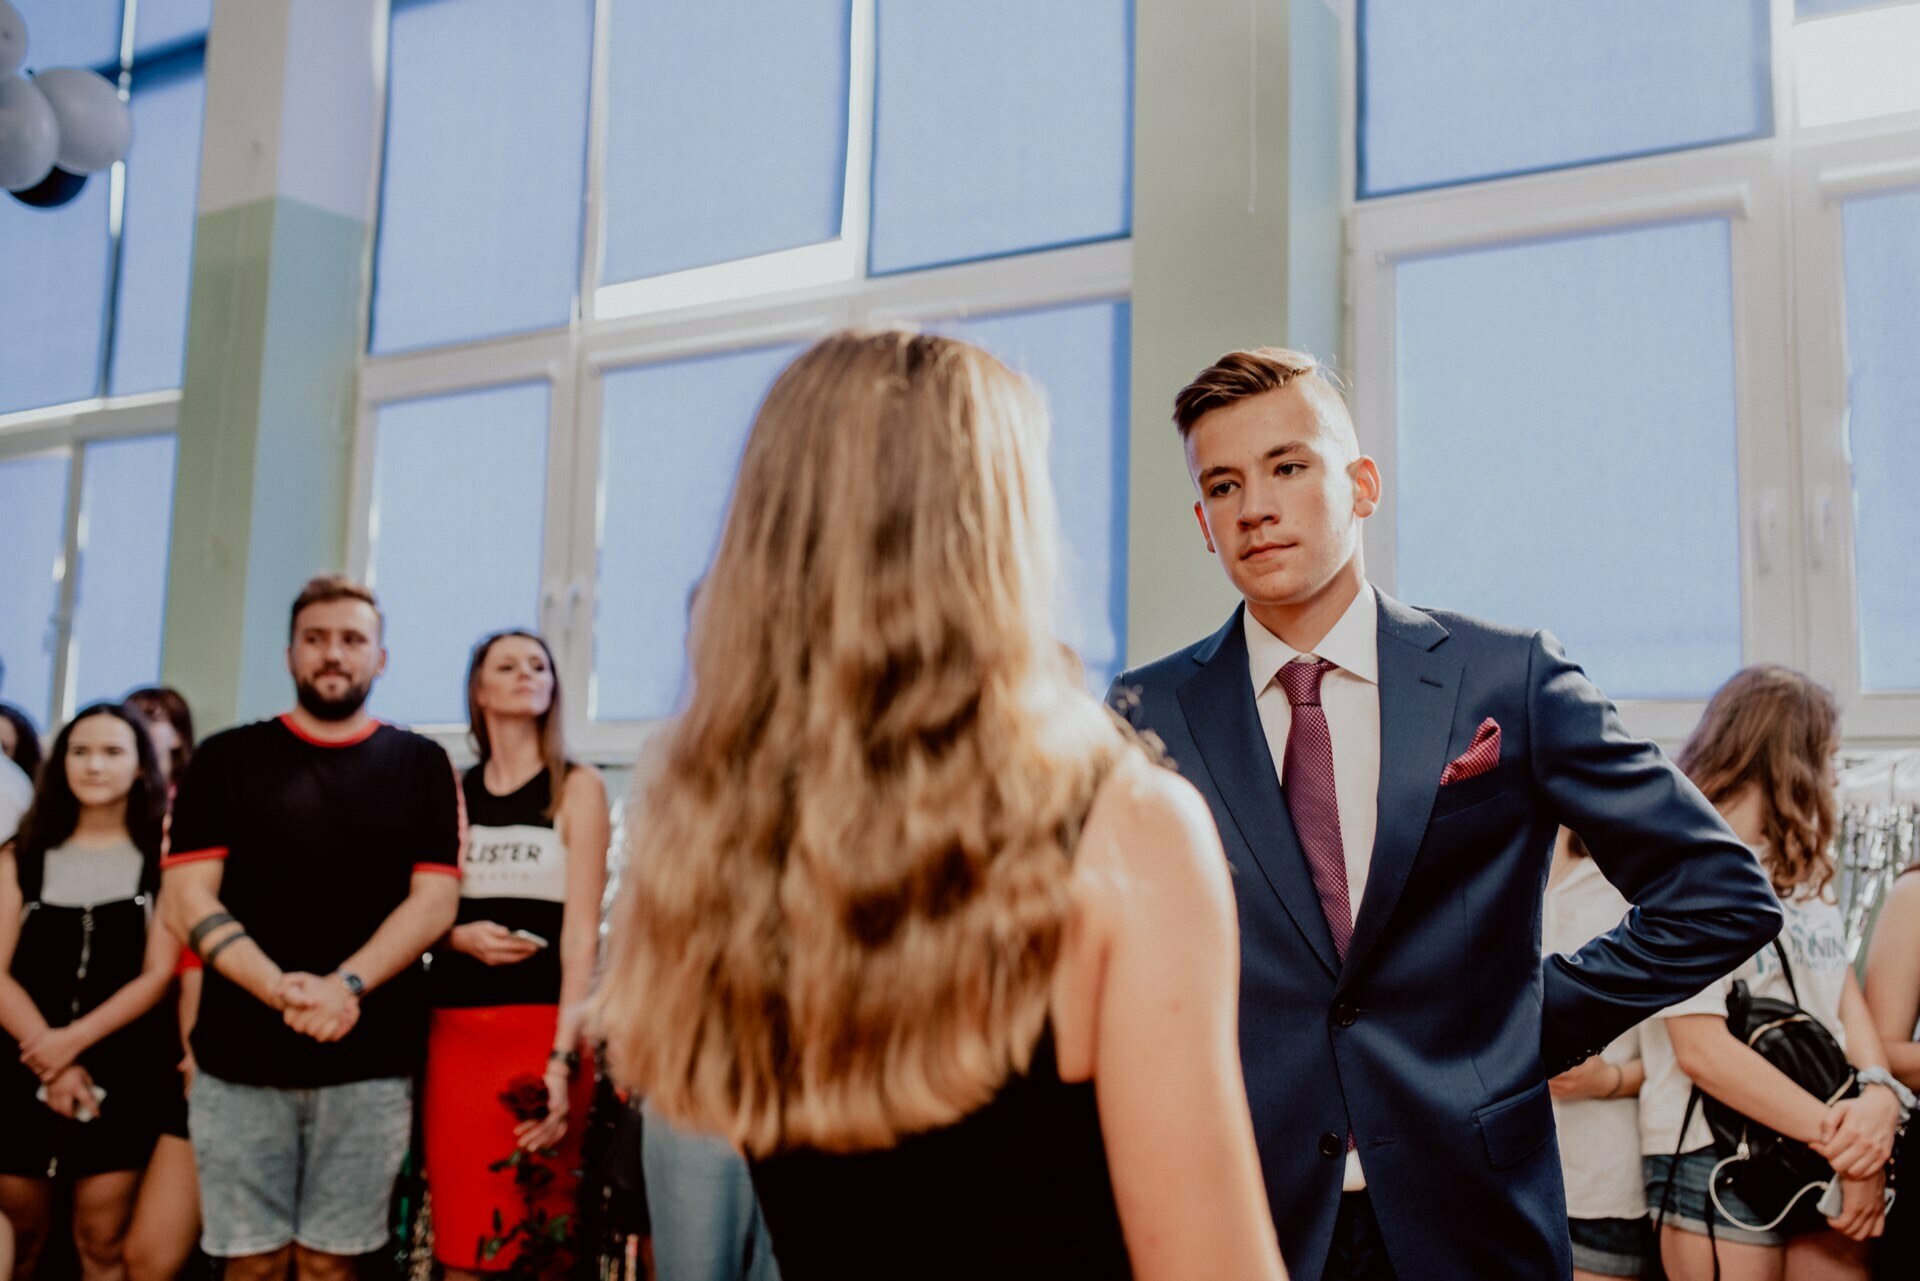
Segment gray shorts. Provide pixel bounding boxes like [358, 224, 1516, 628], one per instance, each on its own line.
[189, 1071, 412, 1258]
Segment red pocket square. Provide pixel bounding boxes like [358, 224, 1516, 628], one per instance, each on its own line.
[1440, 718, 1501, 785]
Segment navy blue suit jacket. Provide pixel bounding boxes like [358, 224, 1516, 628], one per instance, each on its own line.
[1106, 593, 1781, 1281]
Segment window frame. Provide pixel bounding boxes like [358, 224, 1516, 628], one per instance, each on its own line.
[0, 394, 183, 728]
[1790, 120, 1920, 743]
[351, 0, 1134, 758]
[1344, 0, 1920, 744]
[0, 5, 208, 729]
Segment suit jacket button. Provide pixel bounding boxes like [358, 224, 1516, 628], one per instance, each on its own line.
[1333, 1002, 1358, 1027]
[1319, 1132, 1342, 1158]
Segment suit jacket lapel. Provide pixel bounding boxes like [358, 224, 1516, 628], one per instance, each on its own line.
[1338, 592, 1460, 994]
[1177, 607, 1342, 979]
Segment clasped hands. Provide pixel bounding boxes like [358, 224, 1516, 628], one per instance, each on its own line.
[1813, 1088, 1902, 1242]
[275, 971, 360, 1042]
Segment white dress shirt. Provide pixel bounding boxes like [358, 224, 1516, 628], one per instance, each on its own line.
[1244, 583, 1381, 1190]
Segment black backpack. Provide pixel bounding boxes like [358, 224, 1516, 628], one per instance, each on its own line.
[1657, 939, 1858, 1252]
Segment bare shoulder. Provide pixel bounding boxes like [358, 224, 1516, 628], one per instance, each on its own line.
[562, 762, 609, 806]
[1878, 872, 1920, 930]
[1078, 753, 1232, 912]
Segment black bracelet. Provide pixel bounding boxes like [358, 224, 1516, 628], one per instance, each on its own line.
[188, 912, 237, 953]
[203, 929, 249, 969]
[548, 1048, 580, 1073]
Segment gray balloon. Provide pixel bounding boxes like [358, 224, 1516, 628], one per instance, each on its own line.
[0, 1, 25, 79]
[35, 66, 131, 174]
[0, 73, 56, 192]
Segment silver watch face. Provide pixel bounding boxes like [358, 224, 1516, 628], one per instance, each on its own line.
[340, 972, 365, 996]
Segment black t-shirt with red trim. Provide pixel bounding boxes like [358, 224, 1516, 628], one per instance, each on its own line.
[166, 716, 461, 1088]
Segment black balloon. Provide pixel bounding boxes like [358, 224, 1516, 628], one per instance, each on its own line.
[10, 165, 87, 208]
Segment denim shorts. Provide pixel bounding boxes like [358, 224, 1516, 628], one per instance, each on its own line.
[190, 1071, 412, 1258]
[1568, 1216, 1649, 1277]
[1644, 1150, 1789, 1248]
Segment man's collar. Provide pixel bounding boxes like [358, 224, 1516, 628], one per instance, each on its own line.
[1243, 582, 1380, 692]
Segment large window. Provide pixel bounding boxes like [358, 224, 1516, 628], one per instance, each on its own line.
[0, 1, 207, 739]
[357, 0, 1134, 751]
[1349, 1, 1920, 740]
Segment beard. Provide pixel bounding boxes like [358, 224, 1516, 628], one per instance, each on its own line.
[295, 670, 374, 721]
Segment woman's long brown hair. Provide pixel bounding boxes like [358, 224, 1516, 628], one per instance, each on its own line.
[1674, 665, 1839, 900]
[590, 330, 1127, 1157]
[466, 630, 571, 817]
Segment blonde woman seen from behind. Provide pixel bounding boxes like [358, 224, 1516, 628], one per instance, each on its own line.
[592, 330, 1286, 1281]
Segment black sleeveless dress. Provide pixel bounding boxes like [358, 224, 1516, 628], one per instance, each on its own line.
[0, 842, 172, 1177]
[748, 1025, 1132, 1279]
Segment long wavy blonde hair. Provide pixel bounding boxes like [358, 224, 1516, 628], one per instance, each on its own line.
[1675, 664, 1840, 900]
[592, 329, 1128, 1157]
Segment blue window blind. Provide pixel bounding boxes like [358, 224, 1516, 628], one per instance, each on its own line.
[69, 435, 175, 704]
[941, 300, 1130, 692]
[109, 58, 204, 396]
[0, 453, 71, 726]
[0, 179, 111, 414]
[369, 381, 550, 726]
[1358, 0, 1771, 198]
[1840, 186, 1920, 692]
[132, 0, 210, 56]
[869, 0, 1132, 274]
[593, 342, 801, 721]
[1393, 219, 1743, 700]
[601, 0, 849, 283]
[13, 1, 122, 72]
[372, 0, 593, 354]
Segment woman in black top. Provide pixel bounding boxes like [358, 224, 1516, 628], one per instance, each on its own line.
[0, 701, 43, 781]
[591, 331, 1288, 1281]
[0, 704, 179, 1281]
[121, 686, 203, 1281]
[425, 630, 609, 1279]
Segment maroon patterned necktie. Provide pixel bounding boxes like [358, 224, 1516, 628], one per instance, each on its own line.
[1278, 658, 1353, 961]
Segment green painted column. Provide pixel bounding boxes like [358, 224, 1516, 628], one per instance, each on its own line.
[1126, 0, 1344, 666]
[161, 0, 378, 729]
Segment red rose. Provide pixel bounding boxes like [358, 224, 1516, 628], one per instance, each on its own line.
[500, 1073, 550, 1122]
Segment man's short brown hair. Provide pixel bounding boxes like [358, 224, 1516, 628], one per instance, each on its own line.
[1173, 346, 1338, 438]
[289, 574, 383, 640]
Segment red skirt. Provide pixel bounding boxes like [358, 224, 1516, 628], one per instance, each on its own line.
[423, 1005, 595, 1271]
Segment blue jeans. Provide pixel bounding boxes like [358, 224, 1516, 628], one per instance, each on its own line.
[640, 1103, 780, 1281]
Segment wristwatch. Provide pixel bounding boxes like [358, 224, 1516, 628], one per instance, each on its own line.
[335, 970, 366, 998]
[1855, 1067, 1916, 1124]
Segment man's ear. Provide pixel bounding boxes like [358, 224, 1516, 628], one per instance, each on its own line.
[1192, 501, 1216, 554]
[374, 646, 390, 678]
[1351, 456, 1382, 519]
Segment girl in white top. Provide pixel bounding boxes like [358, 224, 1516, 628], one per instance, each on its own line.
[1544, 828, 1647, 1281]
[1640, 666, 1904, 1281]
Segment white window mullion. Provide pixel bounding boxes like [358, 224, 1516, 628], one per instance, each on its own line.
[48, 447, 88, 726]
[1792, 128, 1920, 742]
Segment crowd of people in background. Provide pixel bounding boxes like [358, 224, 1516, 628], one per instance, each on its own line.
[0, 330, 1914, 1281]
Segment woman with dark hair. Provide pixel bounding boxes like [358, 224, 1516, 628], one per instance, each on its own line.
[0, 701, 44, 781]
[119, 687, 203, 1281]
[423, 630, 609, 1280]
[121, 689, 194, 787]
[1640, 667, 1906, 1281]
[0, 704, 180, 1281]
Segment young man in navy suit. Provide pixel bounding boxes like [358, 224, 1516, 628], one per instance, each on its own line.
[1106, 348, 1783, 1281]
